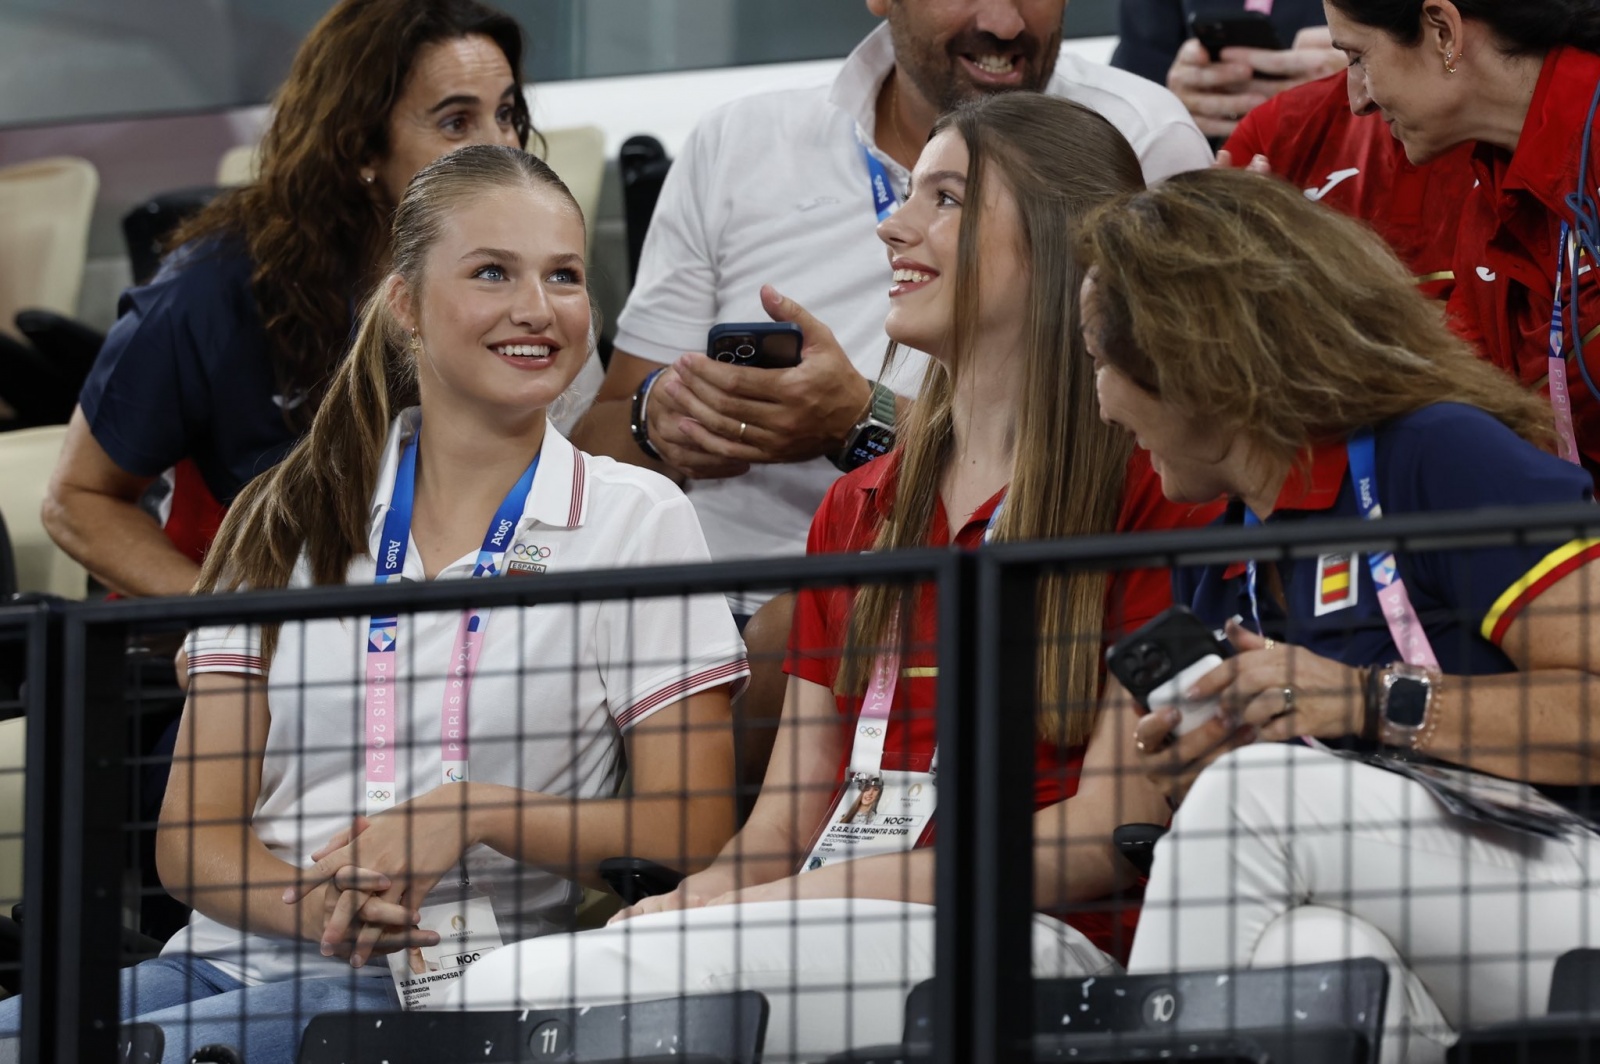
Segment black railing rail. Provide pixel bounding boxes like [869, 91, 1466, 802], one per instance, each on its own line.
[7, 500, 1599, 1064]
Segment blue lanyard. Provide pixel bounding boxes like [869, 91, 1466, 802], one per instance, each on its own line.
[374, 433, 541, 585]
[860, 142, 899, 224]
[1240, 431, 1439, 665]
[364, 431, 541, 810]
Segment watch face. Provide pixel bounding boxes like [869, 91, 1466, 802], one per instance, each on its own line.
[1386, 676, 1429, 728]
[854, 424, 895, 463]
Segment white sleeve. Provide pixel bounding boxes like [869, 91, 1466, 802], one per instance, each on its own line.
[187, 621, 265, 678]
[597, 490, 749, 731]
[612, 114, 725, 364]
[1132, 118, 1215, 183]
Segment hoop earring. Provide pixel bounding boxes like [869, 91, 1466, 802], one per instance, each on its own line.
[1444, 50, 1458, 74]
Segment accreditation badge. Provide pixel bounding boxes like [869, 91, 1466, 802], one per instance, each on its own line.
[801, 769, 936, 872]
[388, 891, 504, 1010]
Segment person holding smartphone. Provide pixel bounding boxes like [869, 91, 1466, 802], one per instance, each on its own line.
[1080, 169, 1600, 1062]
[1112, 0, 1342, 141]
[453, 95, 1220, 1062]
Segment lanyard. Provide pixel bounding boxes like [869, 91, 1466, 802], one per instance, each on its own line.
[364, 433, 541, 814]
[1243, 0, 1274, 12]
[1241, 434, 1439, 668]
[848, 499, 1004, 775]
[860, 141, 900, 224]
[1548, 222, 1583, 465]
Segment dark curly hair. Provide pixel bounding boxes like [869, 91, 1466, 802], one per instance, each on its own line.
[170, 0, 534, 430]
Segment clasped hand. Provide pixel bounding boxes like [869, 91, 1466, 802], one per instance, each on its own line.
[645, 285, 873, 479]
[282, 788, 477, 968]
[1131, 622, 1364, 806]
[1167, 27, 1345, 139]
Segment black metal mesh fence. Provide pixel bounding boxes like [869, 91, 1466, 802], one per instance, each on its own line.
[2, 505, 1600, 1063]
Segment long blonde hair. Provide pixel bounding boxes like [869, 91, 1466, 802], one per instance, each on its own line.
[1076, 168, 1553, 460]
[197, 145, 582, 656]
[837, 95, 1145, 748]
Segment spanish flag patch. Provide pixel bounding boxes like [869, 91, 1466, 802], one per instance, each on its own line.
[1314, 552, 1358, 616]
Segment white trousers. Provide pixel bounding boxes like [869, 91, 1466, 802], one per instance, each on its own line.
[450, 898, 1117, 1062]
[1128, 743, 1600, 1064]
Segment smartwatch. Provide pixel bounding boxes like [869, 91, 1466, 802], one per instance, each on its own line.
[630, 368, 665, 461]
[833, 381, 897, 473]
[1373, 662, 1435, 749]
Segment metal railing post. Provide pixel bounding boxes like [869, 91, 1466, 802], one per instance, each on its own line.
[933, 552, 978, 1064]
[53, 616, 127, 1062]
[19, 603, 60, 1064]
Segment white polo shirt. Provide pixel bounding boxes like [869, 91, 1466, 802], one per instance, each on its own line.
[173, 409, 749, 986]
[614, 23, 1211, 614]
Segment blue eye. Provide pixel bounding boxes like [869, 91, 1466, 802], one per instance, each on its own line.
[474, 264, 506, 281]
[551, 267, 581, 284]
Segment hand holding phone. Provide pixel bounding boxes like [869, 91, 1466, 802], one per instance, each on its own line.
[1106, 606, 1233, 737]
[1189, 10, 1285, 63]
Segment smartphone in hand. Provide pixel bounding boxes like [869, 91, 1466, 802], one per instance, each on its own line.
[1189, 9, 1286, 62]
[707, 322, 803, 369]
[1105, 606, 1233, 736]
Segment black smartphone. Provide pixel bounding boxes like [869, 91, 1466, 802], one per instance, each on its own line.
[1105, 606, 1232, 734]
[1189, 10, 1286, 61]
[707, 322, 803, 369]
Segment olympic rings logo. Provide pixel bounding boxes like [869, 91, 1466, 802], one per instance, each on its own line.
[857, 725, 882, 737]
[367, 789, 392, 801]
[513, 544, 552, 559]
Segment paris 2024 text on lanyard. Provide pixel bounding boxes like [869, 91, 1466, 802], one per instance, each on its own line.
[367, 431, 537, 1009]
[802, 503, 1003, 871]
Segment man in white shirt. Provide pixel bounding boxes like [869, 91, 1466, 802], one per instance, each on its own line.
[573, 0, 1211, 619]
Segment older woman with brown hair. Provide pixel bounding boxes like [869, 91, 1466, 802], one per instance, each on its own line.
[1080, 167, 1600, 1062]
[43, 0, 593, 598]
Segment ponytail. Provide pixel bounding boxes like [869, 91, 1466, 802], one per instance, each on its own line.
[194, 144, 583, 664]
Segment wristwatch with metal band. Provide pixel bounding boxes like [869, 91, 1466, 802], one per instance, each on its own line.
[1373, 662, 1435, 749]
[630, 368, 665, 461]
[833, 381, 897, 473]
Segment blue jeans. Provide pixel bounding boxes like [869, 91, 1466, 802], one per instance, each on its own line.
[0, 955, 398, 1064]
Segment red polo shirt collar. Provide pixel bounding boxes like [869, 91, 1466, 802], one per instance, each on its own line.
[1221, 440, 1348, 578]
[859, 451, 1006, 547]
[1474, 46, 1600, 215]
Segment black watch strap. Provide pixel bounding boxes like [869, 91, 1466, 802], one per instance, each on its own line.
[630, 368, 664, 461]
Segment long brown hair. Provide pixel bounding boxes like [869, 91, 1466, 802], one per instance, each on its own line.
[1076, 168, 1553, 461]
[837, 95, 1146, 748]
[197, 146, 582, 657]
[172, 0, 534, 430]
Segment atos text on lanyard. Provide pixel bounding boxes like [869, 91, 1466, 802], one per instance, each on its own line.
[364, 433, 541, 814]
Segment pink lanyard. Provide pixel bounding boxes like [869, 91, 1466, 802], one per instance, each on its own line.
[1549, 222, 1584, 465]
[1243, 0, 1274, 13]
[364, 435, 539, 813]
[848, 499, 1005, 777]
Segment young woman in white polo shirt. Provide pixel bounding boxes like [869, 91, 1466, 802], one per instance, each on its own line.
[84, 145, 748, 1064]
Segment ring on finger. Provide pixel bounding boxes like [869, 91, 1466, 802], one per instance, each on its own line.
[1263, 638, 1278, 650]
[738, 421, 748, 443]
[1279, 686, 1297, 713]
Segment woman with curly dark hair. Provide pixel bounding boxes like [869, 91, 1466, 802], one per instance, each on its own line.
[42, 0, 547, 598]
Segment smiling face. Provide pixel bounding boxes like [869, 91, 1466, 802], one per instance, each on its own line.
[368, 34, 524, 205]
[1080, 274, 1236, 505]
[1325, 1, 1470, 163]
[869, 0, 1064, 107]
[389, 183, 590, 426]
[876, 128, 1029, 364]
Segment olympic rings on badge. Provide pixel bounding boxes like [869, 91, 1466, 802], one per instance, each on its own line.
[512, 544, 552, 559]
[858, 725, 882, 737]
[366, 789, 392, 801]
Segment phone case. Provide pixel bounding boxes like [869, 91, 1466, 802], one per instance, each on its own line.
[1105, 606, 1230, 704]
[706, 322, 803, 369]
[1190, 11, 1285, 60]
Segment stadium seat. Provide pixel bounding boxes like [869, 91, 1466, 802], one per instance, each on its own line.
[0, 157, 98, 343]
[1448, 949, 1600, 1062]
[620, 135, 672, 284]
[122, 187, 219, 285]
[831, 959, 1389, 1064]
[295, 990, 769, 1064]
[536, 125, 606, 259]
